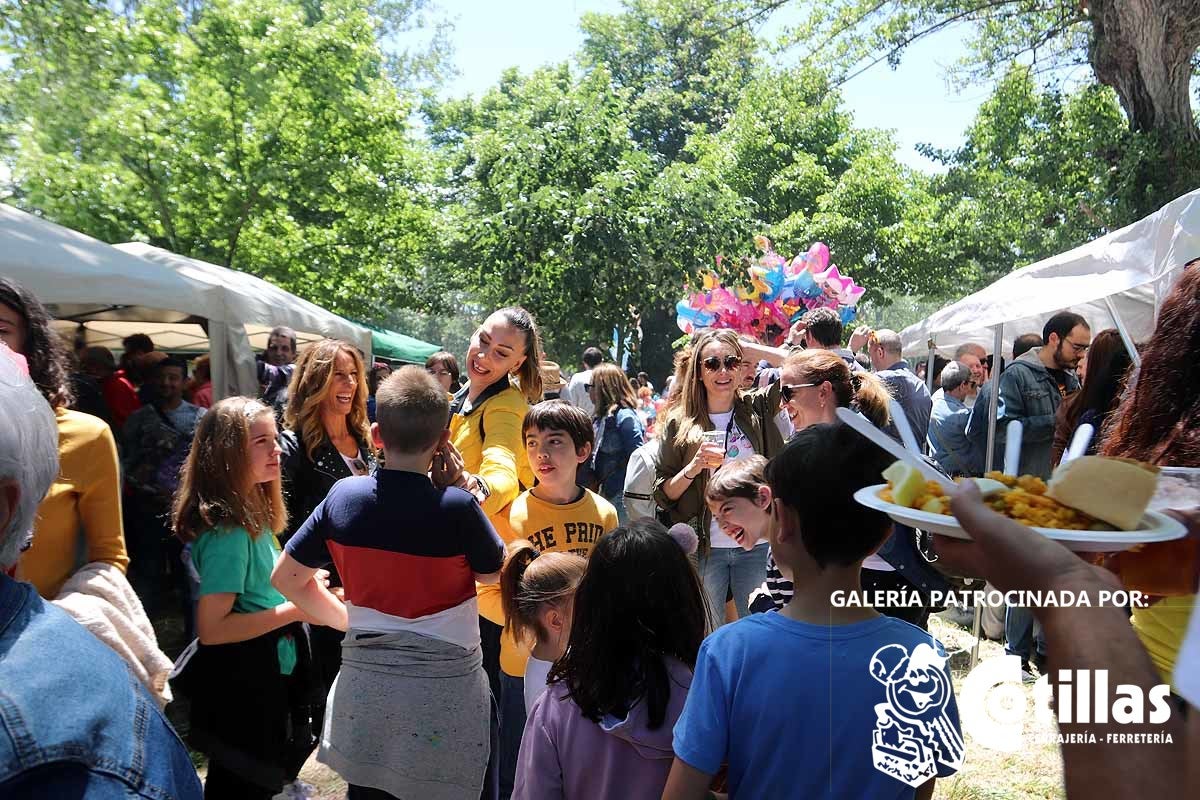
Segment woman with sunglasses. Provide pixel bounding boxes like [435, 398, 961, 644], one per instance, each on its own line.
[654, 330, 785, 629]
[277, 338, 375, 797]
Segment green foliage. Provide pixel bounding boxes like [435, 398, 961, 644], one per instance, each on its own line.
[685, 67, 969, 297]
[579, 0, 762, 162]
[920, 68, 1161, 283]
[0, 0, 445, 323]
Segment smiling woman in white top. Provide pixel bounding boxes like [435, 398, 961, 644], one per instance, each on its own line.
[653, 330, 784, 630]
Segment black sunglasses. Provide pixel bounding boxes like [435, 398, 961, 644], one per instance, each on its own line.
[701, 355, 742, 373]
[780, 382, 816, 402]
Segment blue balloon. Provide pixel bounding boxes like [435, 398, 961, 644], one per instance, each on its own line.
[676, 301, 716, 330]
[839, 306, 857, 326]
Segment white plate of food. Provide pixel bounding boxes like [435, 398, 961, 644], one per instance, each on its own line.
[854, 484, 1187, 553]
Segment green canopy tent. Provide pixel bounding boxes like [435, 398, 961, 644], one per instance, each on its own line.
[368, 326, 440, 364]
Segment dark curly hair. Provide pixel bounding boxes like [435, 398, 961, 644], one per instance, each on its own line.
[0, 277, 73, 409]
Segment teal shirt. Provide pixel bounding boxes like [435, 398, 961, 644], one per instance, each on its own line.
[191, 526, 296, 675]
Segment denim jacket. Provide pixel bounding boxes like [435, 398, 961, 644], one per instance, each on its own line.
[0, 575, 202, 799]
[589, 407, 645, 501]
[994, 348, 1079, 479]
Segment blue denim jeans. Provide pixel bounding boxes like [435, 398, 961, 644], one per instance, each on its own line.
[697, 543, 770, 630]
[498, 671, 526, 800]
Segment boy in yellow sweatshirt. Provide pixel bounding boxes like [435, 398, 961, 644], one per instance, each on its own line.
[479, 400, 618, 798]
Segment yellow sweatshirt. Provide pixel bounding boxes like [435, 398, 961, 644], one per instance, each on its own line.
[449, 382, 533, 521]
[23, 408, 128, 598]
[478, 488, 618, 677]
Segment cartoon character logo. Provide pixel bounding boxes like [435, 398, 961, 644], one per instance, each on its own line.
[869, 643, 965, 787]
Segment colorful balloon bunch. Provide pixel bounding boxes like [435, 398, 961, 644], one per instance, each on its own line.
[676, 237, 866, 346]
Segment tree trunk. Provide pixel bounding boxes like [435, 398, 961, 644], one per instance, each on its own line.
[1088, 0, 1200, 141]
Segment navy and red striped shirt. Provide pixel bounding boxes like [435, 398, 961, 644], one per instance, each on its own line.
[286, 469, 504, 649]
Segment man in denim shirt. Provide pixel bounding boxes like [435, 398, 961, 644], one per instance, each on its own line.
[928, 362, 982, 476]
[0, 348, 202, 799]
[868, 329, 932, 445]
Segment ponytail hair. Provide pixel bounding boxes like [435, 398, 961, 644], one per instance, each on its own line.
[849, 370, 891, 430]
[499, 540, 586, 648]
[782, 349, 892, 430]
[497, 307, 545, 403]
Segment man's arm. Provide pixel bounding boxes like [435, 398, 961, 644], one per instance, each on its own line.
[935, 483, 1189, 798]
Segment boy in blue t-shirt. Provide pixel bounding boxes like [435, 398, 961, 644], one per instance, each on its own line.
[664, 423, 963, 800]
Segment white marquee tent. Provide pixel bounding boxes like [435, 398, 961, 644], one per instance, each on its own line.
[901, 188, 1200, 359]
[0, 205, 372, 399]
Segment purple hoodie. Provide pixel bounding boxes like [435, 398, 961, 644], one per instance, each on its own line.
[512, 658, 693, 800]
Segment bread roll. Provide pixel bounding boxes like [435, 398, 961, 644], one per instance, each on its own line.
[1047, 456, 1159, 531]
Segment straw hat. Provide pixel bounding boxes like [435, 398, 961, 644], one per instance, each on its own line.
[540, 360, 566, 392]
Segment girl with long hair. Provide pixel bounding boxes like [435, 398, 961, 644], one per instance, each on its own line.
[499, 541, 587, 713]
[1051, 328, 1132, 465]
[1, 277, 128, 599]
[512, 519, 708, 800]
[172, 397, 316, 800]
[654, 329, 784, 629]
[1100, 266, 1200, 688]
[587, 363, 645, 522]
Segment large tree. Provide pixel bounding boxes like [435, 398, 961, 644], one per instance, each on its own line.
[762, 0, 1200, 213]
[578, 0, 763, 162]
[0, 0, 445, 323]
[425, 64, 751, 367]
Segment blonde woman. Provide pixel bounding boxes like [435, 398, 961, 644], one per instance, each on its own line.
[587, 363, 645, 522]
[654, 329, 784, 629]
[277, 338, 372, 794]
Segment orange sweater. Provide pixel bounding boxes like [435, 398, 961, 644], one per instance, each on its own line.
[22, 408, 128, 598]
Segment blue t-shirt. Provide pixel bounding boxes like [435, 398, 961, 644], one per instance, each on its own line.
[673, 612, 963, 799]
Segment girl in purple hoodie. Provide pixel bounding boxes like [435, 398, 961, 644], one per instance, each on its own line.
[512, 520, 709, 800]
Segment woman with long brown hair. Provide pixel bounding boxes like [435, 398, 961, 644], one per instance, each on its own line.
[445, 306, 544, 799]
[172, 397, 316, 799]
[1, 278, 128, 599]
[654, 329, 784, 629]
[1051, 328, 1132, 465]
[1100, 265, 1200, 690]
[277, 338, 373, 796]
[587, 363, 645, 522]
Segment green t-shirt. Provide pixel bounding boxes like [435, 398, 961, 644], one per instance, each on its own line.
[191, 526, 296, 675]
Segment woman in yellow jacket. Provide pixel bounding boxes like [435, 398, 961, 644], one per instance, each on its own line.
[442, 306, 544, 798]
[0, 279, 127, 598]
[448, 307, 543, 520]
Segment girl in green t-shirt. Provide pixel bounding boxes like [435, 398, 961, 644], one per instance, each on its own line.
[172, 396, 319, 800]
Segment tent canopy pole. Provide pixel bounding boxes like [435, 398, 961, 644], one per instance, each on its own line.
[925, 339, 936, 391]
[1103, 296, 1143, 370]
[972, 323, 1004, 670]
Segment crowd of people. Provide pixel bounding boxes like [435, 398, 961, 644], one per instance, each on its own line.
[0, 265, 1197, 800]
